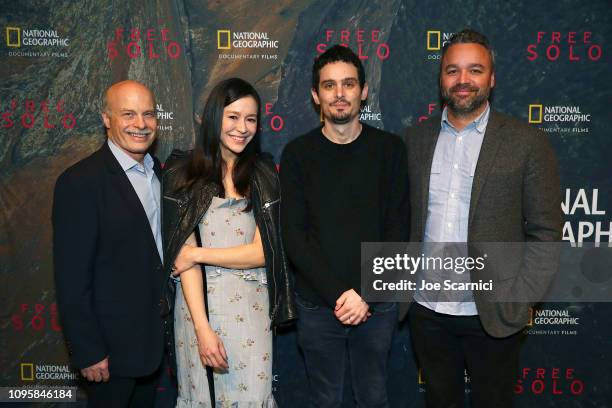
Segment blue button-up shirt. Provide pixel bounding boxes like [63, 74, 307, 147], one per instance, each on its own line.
[415, 104, 490, 315]
[107, 139, 163, 262]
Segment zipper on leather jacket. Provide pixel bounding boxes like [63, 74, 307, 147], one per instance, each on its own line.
[164, 195, 186, 208]
[262, 198, 280, 210]
[162, 195, 188, 264]
[166, 189, 214, 277]
[266, 193, 283, 321]
[254, 180, 281, 323]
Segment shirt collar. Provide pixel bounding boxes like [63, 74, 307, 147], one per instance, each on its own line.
[441, 102, 490, 134]
[107, 139, 153, 172]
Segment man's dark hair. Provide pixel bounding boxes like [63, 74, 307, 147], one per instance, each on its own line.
[442, 28, 495, 70]
[312, 45, 366, 91]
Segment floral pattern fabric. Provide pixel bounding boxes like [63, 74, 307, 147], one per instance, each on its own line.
[175, 197, 275, 407]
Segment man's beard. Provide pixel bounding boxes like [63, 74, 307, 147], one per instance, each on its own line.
[329, 111, 351, 124]
[442, 83, 490, 117]
[325, 99, 354, 124]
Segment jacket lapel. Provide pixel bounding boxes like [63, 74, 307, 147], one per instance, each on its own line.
[153, 157, 162, 181]
[163, 178, 219, 262]
[101, 142, 162, 264]
[468, 111, 505, 230]
[420, 120, 440, 239]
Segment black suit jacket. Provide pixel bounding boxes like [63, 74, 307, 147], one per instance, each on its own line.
[403, 110, 563, 337]
[53, 142, 166, 377]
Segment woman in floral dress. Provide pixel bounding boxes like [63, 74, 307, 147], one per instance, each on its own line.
[163, 78, 294, 407]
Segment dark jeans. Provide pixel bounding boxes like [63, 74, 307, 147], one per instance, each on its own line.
[85, 366, 161, 408]
[296, 295, 397, 408]
[408, 303, 524, 408]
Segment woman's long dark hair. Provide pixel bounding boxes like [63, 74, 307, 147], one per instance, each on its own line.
[179, 78, 261, 202]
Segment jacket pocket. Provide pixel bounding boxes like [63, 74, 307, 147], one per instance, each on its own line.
[430, 155, 442, 175]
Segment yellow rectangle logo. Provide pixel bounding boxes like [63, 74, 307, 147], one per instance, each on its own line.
[527, 307, 534, 326]
[6, 27, 21, 47]
[217, 30, 231, 50]
[20, 363, 34, 381]
[529, 104, 543, 124]
[418, 367, 426, 384]
[426, 30, 441, 51]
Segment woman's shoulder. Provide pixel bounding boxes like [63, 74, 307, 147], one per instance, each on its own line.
[164, 149, 191, 171]
[163, 149, 192, 192]
[251, 153, 279, 200]
[254, 152, 277, 174]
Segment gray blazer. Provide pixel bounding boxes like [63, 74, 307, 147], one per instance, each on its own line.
[402, 110, 563, 337]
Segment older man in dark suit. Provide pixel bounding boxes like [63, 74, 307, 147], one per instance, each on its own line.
[53, 80, 171, 407]
[403, 29, 563, 408]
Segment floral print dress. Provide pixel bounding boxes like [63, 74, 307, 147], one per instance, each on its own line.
[175, 197, 275, 407]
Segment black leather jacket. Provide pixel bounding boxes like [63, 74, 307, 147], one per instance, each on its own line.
[161, 150, 296, 332]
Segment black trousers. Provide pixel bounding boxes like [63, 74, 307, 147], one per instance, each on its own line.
[84, 366, 161, 408]
[408, 303, 524, 408]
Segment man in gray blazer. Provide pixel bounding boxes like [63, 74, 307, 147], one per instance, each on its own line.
[403, 29, 563, 408]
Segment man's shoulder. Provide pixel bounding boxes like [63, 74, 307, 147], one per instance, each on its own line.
[281, 127, 321, 160]
[405, 115, 441, 134]
[403, 116, 440, 146]
[362, 123, 405, 149]
[56, 144, 106, 188]
[285, 127, 320, 148]
[489, 110, 551, 147]
[490, 110, 538, 133]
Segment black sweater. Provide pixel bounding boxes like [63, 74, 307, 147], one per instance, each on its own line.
[280, 124, 410, 307]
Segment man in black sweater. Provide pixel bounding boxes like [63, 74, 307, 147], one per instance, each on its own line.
[280, 45, 409, 407]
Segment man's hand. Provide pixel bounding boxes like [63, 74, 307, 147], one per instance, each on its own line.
[172, 244, 197, 276]
[81, 357, 109, 382]
[334, 289, 370, 325]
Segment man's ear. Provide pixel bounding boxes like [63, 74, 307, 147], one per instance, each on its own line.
[102, 112, 111, 129]
[311, 88, 320, 106]
[361, 83, 369, 101]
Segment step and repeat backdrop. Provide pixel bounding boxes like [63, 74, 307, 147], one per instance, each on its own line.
[1, 0, 611, 406]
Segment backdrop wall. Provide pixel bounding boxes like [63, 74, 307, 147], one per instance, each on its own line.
[1, 1, 611, 406]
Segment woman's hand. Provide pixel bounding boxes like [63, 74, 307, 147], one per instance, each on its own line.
[172, 244, 197, 276]
[195, 326, 228, 370]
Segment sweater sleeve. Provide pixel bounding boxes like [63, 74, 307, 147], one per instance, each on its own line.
[280, 143, 348, 307]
